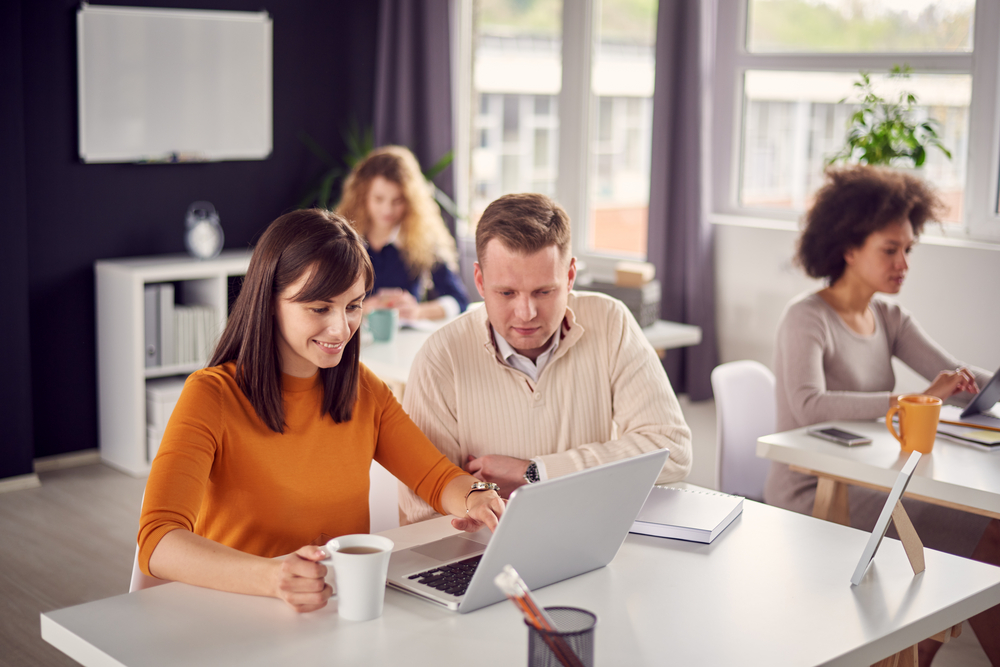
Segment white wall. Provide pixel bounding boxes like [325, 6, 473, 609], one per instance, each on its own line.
[714, 223, 1000, 393]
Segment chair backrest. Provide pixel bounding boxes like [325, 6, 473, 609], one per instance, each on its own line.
[710, 360, 776, 502]
[130, 545, 169, 592]
[130, 462, 402, 593]
[129, 491, 169, 592]
[369, 460, 401, 534]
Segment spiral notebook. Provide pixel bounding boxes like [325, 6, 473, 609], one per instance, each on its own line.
[630, 486, 744, 544]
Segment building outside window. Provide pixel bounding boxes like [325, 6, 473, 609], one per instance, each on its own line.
[462, 0, 658, 263]
[711, 0, 1000, 241]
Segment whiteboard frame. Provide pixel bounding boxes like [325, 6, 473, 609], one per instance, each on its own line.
[77, 4, 273, 164]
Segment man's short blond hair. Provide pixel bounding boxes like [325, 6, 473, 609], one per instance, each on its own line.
[475, 193, 571, 266]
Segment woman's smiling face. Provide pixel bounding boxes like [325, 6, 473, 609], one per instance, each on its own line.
[274, 268, 367, 378]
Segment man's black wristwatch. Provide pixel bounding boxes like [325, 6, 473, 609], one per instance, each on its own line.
[523, 460, 540, 484]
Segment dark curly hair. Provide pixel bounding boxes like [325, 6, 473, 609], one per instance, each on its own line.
[796, 165, 944, 284]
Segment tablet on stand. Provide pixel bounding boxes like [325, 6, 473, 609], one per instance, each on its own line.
[850, 451, 924, 586]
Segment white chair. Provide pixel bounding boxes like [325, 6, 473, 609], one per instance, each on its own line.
[129, 492, 169, 592]
[369, 460, 400, 534]
[130, 463, 401, 592]
[130, 545, 169, 592]
[710, 360, 776, 502]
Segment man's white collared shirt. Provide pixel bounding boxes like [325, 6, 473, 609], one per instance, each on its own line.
[493, 328, 561, 383]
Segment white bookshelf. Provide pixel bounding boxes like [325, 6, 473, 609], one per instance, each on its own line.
[95, 251, 251, 476]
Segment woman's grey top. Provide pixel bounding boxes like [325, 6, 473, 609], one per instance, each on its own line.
[764, 291, 990, 514]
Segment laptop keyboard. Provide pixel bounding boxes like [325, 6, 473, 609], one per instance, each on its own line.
[407, 555, 482, 597]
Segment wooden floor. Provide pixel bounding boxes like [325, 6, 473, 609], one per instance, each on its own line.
[0, 463, 146, 667]
[0, 451, 991, 666]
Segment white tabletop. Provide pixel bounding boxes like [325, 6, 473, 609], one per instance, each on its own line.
[360, 315, 702, 387]
[757, 420, 1000, 518]
[41, 502, 1000, 667]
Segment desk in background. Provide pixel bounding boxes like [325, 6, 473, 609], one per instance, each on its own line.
[757, 420, 1000, 524]
[41, 501, 1000, 667]
[360, 315, 702, 390]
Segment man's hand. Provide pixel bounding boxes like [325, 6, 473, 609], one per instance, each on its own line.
[464, 455, 530, 498]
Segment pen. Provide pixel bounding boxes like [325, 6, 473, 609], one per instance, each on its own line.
[494, 565, 586, 667]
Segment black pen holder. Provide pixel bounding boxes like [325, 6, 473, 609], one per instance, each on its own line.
[526, 606, 597, 667]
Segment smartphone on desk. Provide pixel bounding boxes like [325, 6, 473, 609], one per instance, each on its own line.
[807, 427, 872, 447]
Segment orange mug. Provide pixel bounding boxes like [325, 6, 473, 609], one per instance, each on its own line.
[886, 394, 942, 454]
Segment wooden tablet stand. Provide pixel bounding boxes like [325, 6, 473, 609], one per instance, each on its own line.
[890, 500, 925, 575]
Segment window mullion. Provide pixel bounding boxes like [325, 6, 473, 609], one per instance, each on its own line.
[735, 53, 973, 73]
[558, 0, 597, 261]
[966, 0, 1000, 240]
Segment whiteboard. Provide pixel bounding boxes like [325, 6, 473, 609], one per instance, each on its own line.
[77, 4, 272, 163]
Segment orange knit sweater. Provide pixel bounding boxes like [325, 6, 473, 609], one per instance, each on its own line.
[138, 361, 463, 576]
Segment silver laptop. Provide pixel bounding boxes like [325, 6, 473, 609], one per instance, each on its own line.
[386, 448, 669, 613]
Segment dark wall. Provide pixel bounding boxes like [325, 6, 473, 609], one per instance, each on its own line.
[0, 0, 35, 479]
[11, 0, 379, 466]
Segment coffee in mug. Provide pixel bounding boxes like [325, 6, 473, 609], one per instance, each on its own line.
[338, 546, 383, 555]
[321, 534, 394, 621]
[886, 394, 942, 454]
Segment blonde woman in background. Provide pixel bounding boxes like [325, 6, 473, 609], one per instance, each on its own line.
[338, 146, 468, 320]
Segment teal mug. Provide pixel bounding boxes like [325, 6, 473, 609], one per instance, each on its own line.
[367, 309, 398, 343]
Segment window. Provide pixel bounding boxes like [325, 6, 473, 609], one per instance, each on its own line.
[457, 0, 658, 269]
[588, 0, 657, 259]
[711, 0, 1000, 242]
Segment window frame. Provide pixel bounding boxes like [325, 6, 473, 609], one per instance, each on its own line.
[452, 0, 652, 277]
[709, 0, 1000, 243]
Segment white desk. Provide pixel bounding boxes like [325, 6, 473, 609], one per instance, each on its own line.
[757, 420, 1000, 522]
[41, 502, 1000, 667]
[360, 317, 702, 388]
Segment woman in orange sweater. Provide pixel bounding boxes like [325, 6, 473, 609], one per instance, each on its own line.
[138, 209, 504, 613]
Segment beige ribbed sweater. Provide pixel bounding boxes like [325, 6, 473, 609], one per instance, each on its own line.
[399, 291, 692, 523]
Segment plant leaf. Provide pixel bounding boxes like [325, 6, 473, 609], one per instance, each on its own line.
[424, 151, 454, 181]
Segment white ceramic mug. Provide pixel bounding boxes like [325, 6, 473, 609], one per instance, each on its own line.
[322, 534, 394, 621]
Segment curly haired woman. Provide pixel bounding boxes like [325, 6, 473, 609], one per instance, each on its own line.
[765, 165, 999, 665]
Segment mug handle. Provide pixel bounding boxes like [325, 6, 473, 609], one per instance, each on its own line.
[886, 405, 904, 445]
[321, 541, 339, 598]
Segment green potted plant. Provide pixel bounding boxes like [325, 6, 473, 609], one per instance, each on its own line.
[297, 120, 458, 219]
[827, 65, 952, 168]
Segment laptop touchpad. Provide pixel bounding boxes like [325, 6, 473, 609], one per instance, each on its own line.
[411, 535, 485, 562]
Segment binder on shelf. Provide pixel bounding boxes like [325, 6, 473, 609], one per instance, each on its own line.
[143, 285, 159, 367]
[172, 304, 218, 365]
[158, 283, 175, 367]
[146, 376, 188, 429]
[147, 426, 164, 463]
[630, 486, 744, 544]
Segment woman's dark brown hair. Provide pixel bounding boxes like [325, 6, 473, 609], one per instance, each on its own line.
[210, 209, 374, 432]
[797, 165, 944, 284]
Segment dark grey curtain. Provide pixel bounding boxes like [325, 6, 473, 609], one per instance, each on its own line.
[373, 0, 456, 234]
[647, 0, 719, 401]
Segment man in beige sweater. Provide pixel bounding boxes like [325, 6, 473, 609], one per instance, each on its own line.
[399, 193, 692, 523]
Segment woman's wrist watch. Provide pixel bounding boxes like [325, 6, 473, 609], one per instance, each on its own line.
[465, 481, 500, 512]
